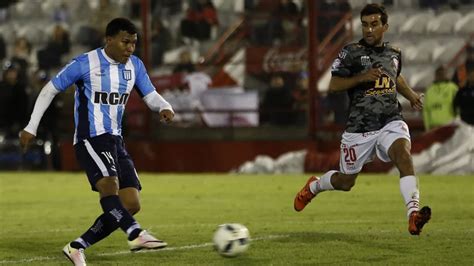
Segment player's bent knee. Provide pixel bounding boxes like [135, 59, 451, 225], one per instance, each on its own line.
[333, 173, 357, 191]
[125, 203, 141, 215]
[340, 180, 356, 191]
[96, 176, 120, 196]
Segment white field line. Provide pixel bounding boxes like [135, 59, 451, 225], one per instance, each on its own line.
[0, 234, 289, 264]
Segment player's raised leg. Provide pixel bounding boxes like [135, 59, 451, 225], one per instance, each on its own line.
[294, 171, 359, 211]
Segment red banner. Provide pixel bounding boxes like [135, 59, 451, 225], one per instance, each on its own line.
[246, 47, 307, 75]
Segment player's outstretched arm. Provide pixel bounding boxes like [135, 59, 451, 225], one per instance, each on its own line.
[20, 81, 60, 152]
[142, 91, 175, 123]
[396, 75, 423, 110]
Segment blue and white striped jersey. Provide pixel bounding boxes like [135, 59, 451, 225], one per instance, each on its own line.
[51, 48, 155, 144]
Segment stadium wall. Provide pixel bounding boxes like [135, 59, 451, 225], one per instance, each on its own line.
[59, 140, 315, 172]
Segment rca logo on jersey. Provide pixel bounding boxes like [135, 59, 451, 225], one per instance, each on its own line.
[365, 73, 396, 96]
[94, 92, 130, 105]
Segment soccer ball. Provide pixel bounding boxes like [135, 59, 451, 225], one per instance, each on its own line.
[213, 223, 250, 257]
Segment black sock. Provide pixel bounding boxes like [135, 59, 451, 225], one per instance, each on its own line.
[70, 241, 86, 249]
[77, 213, 119, 248]
[128, 228, 142, 241]
[100, 195, 141, 239]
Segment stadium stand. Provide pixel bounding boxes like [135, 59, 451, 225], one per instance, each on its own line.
[454, 11, 474, 34]
[426, 10, 462, 34]
[0, 0, 473, 172]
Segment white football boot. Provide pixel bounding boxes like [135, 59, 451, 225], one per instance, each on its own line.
[62, 243, 86, 266]
[128, 230, 168, 251]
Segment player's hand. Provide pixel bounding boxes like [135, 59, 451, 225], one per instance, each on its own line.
[359, 68, 382, 82]
[410, 93, 424, 111]
[19, 130, 35, 153]
[159, 109, 174, 123]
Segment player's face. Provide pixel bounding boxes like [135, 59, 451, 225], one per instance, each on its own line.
[361, 14, 387, 46]
[105, 31, 137, 64]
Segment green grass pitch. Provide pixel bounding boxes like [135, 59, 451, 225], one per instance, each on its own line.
[1, 172, 473, 265]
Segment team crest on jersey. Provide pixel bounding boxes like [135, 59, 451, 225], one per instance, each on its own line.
[360, 56, 371, 66]
[391, 56, 399, 72]
[338, 50, 347, 59]
[331, 58, 342, 71]
[122, 69, 132, 80]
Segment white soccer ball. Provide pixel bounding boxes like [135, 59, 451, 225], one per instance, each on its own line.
[213, 223, 250, 257]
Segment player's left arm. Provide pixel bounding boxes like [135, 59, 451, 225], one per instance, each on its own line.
[134, 58, 174, 123]
[396, 75, 423, 110]
[142, 91, 174, 123]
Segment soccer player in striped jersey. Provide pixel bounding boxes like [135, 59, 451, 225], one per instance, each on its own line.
[294, 4, 431, 236]
[20, 18, 173, 266]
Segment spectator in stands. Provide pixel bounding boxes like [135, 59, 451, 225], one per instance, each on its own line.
[453, 67, 474, 125]
[173, 50, 196, 74]
[292, 71, 309, 125]
[152, 0, 183, 17]
[79, 0, 120, 49]
[267, 0, 301, 45]
[180, 0, 219, 41]
[10, 37, 32, 86]
[423, 66, 458, 131]
[0, 34, 5, 61]
[260, 73, 295, 125]
[162, 66, 211, 126]
[38, 24, 71, 70]
[0, 62, 29, 138]
[453, 45, 474, 88]
[52, 2, 70, 24]
[151, 19, 172, 67]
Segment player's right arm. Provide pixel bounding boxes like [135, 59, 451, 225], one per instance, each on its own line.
[328, 46, 381, 92]
[20, 59, 82, 152]
[329, 68, 382, 92]
[19, 82, 60, 152]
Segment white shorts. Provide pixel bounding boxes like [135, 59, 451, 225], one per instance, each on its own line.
[339, 120, 411, 174]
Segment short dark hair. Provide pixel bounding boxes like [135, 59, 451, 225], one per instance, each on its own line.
[360, 4, 388, 25]
[105, 18, 138, 37]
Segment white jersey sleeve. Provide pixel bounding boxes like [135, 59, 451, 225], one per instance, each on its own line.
[23, 81, 60, 136]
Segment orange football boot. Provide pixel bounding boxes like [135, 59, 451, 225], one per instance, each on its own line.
[408, 206, 431, 235]
[294, 176, 319, 212]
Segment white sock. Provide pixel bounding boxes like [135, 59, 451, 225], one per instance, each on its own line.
[399, 175, 420, 217]
[309, 170, 336, 194]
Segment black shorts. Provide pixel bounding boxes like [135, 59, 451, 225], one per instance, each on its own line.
[74, 133, 142, 192]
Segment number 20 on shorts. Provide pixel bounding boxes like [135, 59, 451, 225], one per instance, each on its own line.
[343, 147, 357, 162]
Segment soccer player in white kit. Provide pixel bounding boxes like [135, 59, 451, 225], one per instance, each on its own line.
[294, 4, 431, 235]
[20, 18, 174, 265]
